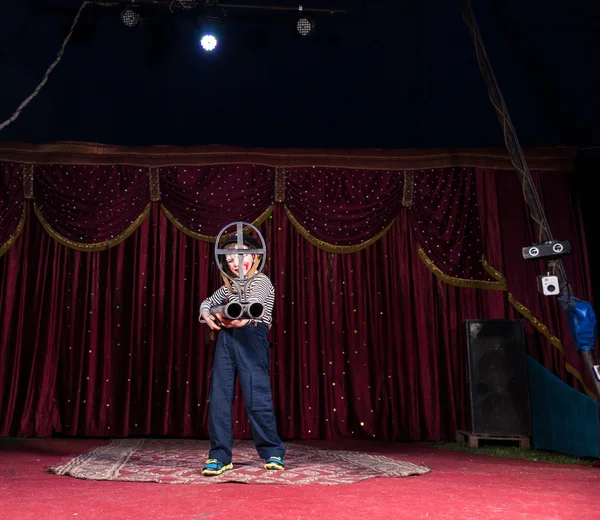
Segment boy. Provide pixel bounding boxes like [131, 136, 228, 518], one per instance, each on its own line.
[199, 233, 285, 476]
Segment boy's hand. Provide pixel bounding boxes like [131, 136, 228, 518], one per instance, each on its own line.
[219, 317, 250, 328]
[201, 312, 221, 330]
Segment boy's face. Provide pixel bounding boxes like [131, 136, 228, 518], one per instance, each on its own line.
[225, 245, 254, 276]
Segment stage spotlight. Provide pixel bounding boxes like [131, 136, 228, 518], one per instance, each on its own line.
[196, 5, 226, 53]
[121, 7, 140, 28]
[200, 34, 218, 51]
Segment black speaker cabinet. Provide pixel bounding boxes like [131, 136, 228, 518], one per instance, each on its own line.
[465, 319, 532, 436]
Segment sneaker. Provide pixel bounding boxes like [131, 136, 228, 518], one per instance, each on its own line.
[264, 456, 284, 471]
[202, 458, 233, 476]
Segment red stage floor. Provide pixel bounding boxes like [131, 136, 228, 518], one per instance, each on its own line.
[1, 438, 598, 519]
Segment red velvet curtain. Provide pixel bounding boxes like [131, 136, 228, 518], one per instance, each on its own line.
[0, 163, 594, 440]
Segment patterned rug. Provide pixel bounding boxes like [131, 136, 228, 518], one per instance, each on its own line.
[49, 439, 431, 485]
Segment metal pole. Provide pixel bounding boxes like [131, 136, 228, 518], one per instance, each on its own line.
[93, 0, 347, 14]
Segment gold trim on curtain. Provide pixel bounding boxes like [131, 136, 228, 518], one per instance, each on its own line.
[274, 168, 286, 203]
[33, 202, 152, 251]
[480, 260, 564, 352]
[402, 170, 414, 208]
[417, 245, 506, 290]
[0, 203, 26, 257]
[284, 205, 395, 253]
[484, 264, 596, 400]
[23, 164, 34, 199]
[149, 167, 161, 201]
[418, 245, 596, 400]
[160, 204, 274, 243]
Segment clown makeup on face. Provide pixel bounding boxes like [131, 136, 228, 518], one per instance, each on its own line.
[224, 245, 255, 276]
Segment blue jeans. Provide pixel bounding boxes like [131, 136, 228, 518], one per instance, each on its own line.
[208, 322, 285, 464]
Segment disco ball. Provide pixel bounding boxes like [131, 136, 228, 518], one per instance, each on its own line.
[121, 8, 140, 28]
[296, 17, 314, 36]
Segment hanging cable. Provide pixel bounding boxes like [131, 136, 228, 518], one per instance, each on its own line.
[461, 0, 599, 398]
[461, 0, 571, 290]
[0, 1, 92, 133]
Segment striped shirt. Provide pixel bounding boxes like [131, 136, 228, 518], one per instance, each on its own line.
[199, 274, 275, 328]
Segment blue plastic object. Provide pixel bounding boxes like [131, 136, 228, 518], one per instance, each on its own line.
[564, 300, 598, 352]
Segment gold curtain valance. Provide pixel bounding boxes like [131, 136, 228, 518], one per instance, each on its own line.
[34, 202, 152, 252]
[0, 205, 26, 257]
[2, 162, 406, 254]
[0, 142, 576, 172]
[161, 204, 274, 243]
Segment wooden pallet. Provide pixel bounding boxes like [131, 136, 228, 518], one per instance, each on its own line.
[456, 429, 531, 449]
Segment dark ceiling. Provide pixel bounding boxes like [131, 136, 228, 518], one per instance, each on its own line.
[0, 0, 598, 149]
